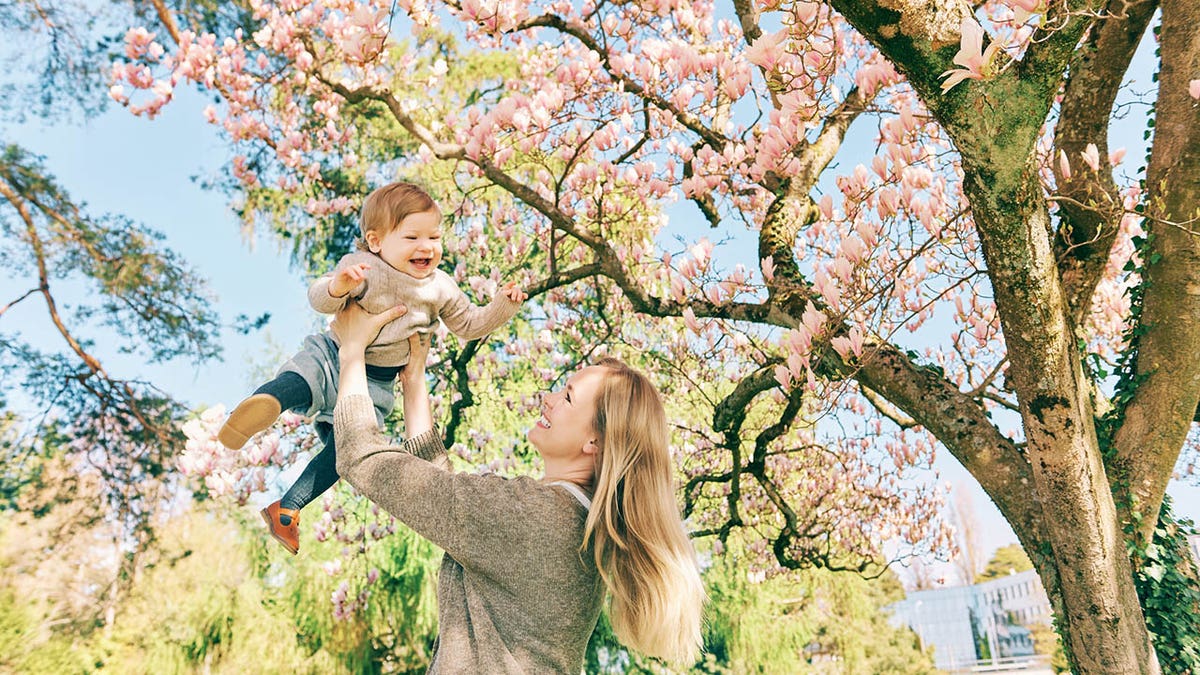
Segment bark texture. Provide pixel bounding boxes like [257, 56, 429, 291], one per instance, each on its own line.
[1110, 0, 1200, 549]
[822, 1, 1181, 672]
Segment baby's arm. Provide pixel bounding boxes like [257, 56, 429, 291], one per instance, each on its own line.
[440, 280, 525, 341]
[309, 262, 371, 314]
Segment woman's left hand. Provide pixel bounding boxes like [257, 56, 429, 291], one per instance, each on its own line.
[331, 301, 407, 355]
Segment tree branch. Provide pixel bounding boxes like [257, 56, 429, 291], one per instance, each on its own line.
[1054, 0, 1158, 324]
[1015, 0, 1109, 96]
[516, 13, 728, 151]
[731, 0, 761, 44]
[0, 287, 40, 318]
[1110, 0, 1200, 547]
[806, 85, 869, 180]
[0, 175, 105, 376]
[859, 384, 918, 428]
[826, 0, 971, 117]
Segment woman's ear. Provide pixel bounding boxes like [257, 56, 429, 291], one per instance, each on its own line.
[583, 438, 599, 456]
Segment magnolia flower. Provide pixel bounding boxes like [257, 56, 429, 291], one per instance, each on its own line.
[1007, 0, 1047, 24]
[744, 28, 788, 71]
[818, 194, 834, 219]
[1080, 143, 1101, 171]
[761, 256, 776, 283]
[1058, 149, 1072, 180]
[774, 364, 792, 389]
[940, 19, 1003, 93]
[1190, 79, 1200, 100]
[831, 327, 866, 360]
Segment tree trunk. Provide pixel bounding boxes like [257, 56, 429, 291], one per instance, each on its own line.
[959, 157, 1159, 673]
[1109, 0, 1200, 549]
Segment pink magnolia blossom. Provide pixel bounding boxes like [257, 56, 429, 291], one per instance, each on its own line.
[744, 28, 788, 71]
[761, 256, 776, 283]
[940, 19, 1003, 93]
[1190, 79, 1200, 100]
[801, 303, 826, 337]
[831, 327, 865, 360]
[109, 0, 1004, 582]
[774, 364, 792, 389]
[1080, 143, 1101, 171]
[1006, 0, 1047, 24]
[818, 194, 834, 219]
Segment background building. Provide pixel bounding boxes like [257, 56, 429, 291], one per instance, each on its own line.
[888, 570, 1050, 672]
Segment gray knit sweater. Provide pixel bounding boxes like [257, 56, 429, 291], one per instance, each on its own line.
[333, 394, 605, 674]
[310, 251, 520, 367]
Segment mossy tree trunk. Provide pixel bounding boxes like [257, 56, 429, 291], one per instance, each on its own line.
[825, 0, 1200, 672]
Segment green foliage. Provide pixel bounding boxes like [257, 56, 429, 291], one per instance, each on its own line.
[1084, 52, 1200, 667]
[1027, 621, 1069, 673]
[975, 544, 1034, 583]
[69, 508, 346, 674]
[0, 145, 223, 365]
[278, 487, 441, 673]
[701, 547, 816, 673]
[0, 585, 93, 673]
[585, 537, 936, 674]
[0, 493, 446, 674]
[1131, 496, 1200, 673]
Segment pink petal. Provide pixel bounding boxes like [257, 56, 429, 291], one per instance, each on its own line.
[953, 19, 984, 70]
[1080, 143, 1100, 171]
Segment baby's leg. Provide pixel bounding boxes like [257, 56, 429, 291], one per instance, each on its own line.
[260, 419, 332, 556]
[279, 421, 338, 514]
[218, 371, 313, 449]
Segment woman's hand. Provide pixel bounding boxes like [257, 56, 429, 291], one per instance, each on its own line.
[331, 301, 407, 356]
[397, 331, 431, 391]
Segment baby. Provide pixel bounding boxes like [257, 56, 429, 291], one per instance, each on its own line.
[219, 181, 525, 554]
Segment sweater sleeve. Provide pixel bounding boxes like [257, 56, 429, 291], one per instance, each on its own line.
[438, 281, 521, 341]
[333, 394, 551, 579]
[309, 257, 368, 314]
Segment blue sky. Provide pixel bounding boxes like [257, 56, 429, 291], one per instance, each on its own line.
[6, 16, 1198, 577]
[4, 87, 314, 409]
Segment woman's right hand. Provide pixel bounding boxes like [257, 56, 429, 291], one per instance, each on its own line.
[331, 301, 407, 357]
[398, 332, 431, 390]
[398, 331, 434, 440]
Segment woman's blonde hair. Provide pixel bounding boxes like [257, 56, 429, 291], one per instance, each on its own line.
[357, 181, 437, 251]
[585, 357, 705, 664]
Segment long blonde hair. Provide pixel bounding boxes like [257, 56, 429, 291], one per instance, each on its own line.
[585, 357, 705, 664]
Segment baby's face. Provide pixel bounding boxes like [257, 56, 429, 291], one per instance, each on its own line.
[369, 209, 444, 278]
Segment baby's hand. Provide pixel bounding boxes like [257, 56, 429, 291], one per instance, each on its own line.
[330, 263, 370, 298]
[500, 281, 527, 303]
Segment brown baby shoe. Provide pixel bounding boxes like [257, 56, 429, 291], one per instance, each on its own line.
[218, 394, 282, 449]
[261, 500, 300, 555]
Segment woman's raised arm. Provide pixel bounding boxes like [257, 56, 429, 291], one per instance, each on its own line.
[330, 300, 407, 402]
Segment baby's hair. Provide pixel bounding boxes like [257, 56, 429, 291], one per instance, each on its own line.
[357, 181, 439, 252]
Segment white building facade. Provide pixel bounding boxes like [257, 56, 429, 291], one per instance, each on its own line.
[888, 570, 1050, 671]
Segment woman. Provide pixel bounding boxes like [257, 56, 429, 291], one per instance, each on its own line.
[329, 301, 705, 673]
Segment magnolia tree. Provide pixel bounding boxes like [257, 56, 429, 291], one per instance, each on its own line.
[118, 0, 1199, 671]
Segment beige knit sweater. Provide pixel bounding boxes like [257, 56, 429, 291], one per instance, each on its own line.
[333, 394, 605, 674]
[310, 251, 520, 367]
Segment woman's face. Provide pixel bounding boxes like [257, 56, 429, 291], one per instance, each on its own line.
[528, 365, 609, 464]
